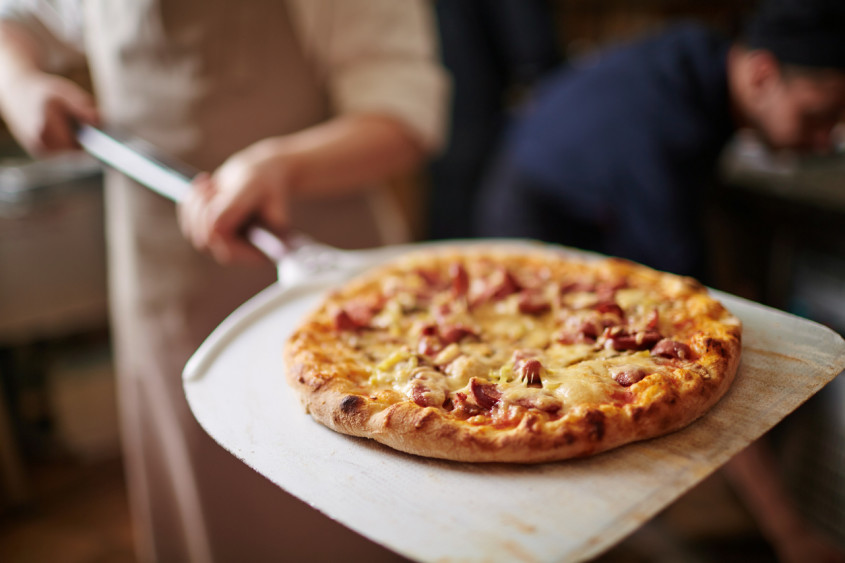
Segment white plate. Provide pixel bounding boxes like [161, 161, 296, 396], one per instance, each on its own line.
[183, 242, 845, 562]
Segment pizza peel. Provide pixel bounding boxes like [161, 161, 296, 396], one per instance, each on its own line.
[75, 125, 380, 286]
[78, 126, 845, 562]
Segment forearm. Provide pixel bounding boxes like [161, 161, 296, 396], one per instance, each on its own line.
[0, 21, 44, 83]
[255, 113, 426, 198]
[0, 20, 97, 155]
[180, 113, 428, 264]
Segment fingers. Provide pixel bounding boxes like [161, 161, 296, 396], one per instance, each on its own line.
[209, 231, 268, 265]
[259, 183, 290, 235]
[178, 173, 214, 250]
[24, 98, 79, 155]
[179, 142, 294, 266]
[22, 75, 99, 155]
[205, 175, 272, 264]
[179, 172, 271, 265]
[39, 100, 76, 151]
[206, 173, 256, 242]
[58, 80, 100, 127]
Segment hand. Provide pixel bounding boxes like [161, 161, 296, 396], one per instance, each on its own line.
[178, 139, 296, 264]
[179, 113, 424, 265]
[0, 69, 98, 156]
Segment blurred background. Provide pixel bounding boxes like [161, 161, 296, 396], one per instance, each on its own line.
[1, 0, 843, 561]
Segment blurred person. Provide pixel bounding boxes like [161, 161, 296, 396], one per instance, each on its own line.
[425, 0, 561, 240]
[474, 0, 845, 561]
[0, 1, 446, 562]
[474, 0, 845, 279]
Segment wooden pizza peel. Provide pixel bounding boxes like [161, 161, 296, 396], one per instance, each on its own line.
[181, 250, 845, 562]
[77, 125, 845, 561]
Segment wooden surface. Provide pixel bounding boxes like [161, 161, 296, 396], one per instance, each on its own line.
[183, 243, 845, 563]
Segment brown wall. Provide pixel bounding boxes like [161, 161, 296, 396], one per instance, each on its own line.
[552, 0, 759, 59]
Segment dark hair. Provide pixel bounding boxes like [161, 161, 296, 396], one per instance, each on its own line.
[743, 0, 845, 70]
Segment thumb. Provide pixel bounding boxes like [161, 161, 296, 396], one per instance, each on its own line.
[260, 182, 290, 235]
[56, 79, 100, 126]
[208, 179, 258, 240]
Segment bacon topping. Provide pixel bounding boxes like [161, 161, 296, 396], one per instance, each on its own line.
[409, 382, 445, 408]
[416, 268, 446, 289]
[645, 309, 660, 330]
[559, 281, 595, 294]
[440, 324, 476, 345]
[472, 268, 521, 306]
[333, 298, 384, 331]
[595, 301, 624, 318]
[450, 263, 469, 298]
[346, 302, 377, 325]
[333, 310, 359, 331]
[651, 339, 694, 360]
[557, 320, 599, 345]
[492, 270, 521, 300]
[469, 378, 501, 410]
[517, 358, 543, 387]
[518, 291, 551, 315]
[333, 307, 375, 331]
[417, 335, 442, 356]
[595, 281, 625, 303]
[410, 384, 431, 407]
[451, 392, 480, 417]
[611, 366, 648, 387]
[557, 311, 621, 345]
[417, 322, 477, 355]
[420, 323, 438, 336]
[605, 327, 662, 351]
[579, 321, 601, 342]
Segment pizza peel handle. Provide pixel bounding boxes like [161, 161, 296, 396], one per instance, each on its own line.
[75, 124, 353, 283]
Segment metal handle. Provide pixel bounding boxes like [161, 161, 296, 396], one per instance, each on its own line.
[76, 124, 195, 202]
[77, 124, 297, 264]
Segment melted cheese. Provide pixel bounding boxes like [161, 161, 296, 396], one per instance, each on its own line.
[563, 291, 599, 309]
[616, 289, 648, 310]
[547, 368, 615, 405]
[349, 259, 684, 415]
[543, 343, 596, 369]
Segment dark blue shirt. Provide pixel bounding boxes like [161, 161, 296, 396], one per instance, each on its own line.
[479, 23, 735, 275]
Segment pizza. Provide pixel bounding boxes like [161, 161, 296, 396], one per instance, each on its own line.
[284, 245, 742, 463]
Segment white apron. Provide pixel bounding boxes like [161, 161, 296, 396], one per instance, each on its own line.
[82, 1, 409, 560]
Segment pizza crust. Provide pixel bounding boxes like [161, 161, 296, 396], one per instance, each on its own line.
[285, 245, 742, 463]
